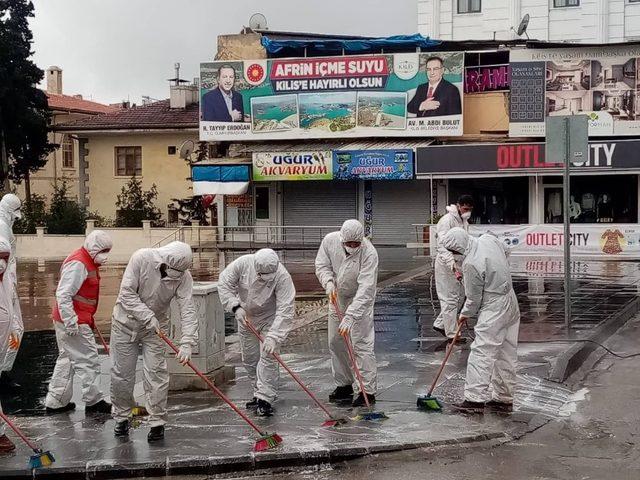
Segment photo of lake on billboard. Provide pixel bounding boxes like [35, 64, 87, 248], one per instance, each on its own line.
[251, 94, 298, 132]
[357, 91, 407, 129]
[299, 91, 356, 132]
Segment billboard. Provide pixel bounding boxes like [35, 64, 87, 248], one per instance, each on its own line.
[200, 53, 464, 141]
[252, 151, 332, 181]
[333, 149, 414, 180]
[509, 46, 640, 137]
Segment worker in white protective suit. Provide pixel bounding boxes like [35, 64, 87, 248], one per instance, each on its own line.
[433, 194, 474, 342]
[0, 239, 17, 453]
[44, 230, 113, 415]
[0, 194, 23, 390]
[110, 241, 197, 442]
[315, 219, 379, 407]
[440, 227, 520, 414]
[218, 248, 295, 417]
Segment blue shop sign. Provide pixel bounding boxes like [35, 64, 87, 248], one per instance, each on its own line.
[333, 149, 414, 180]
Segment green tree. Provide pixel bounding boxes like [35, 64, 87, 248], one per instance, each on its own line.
[13, 192, 45, 233]
[115, 176, 163, 227]
[47, 180, 87, 234]
[0, 0, 54, 199]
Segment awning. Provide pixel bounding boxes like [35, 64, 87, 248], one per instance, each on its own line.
[191, 164, 250, 196]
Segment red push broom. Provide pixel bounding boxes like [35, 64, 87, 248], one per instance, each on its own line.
[156, 329, 282, 452]
[244, 319, 348, 428]
[329, 294, 388, 421]
[93, 324, 147, 417]
[0, 410, 55, 469]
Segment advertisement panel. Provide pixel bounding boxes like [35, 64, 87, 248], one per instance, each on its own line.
[416, 139, 640, 176]
[200, 53, 463, 141]
[430, 224, 640, 258]
[509, 46, 640, 137]
[252, 151, 332, 181]
[333, 149, 414, 180]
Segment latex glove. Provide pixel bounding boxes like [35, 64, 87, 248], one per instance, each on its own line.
[176, 344, 192, 365]
[64, 322, 79, 336]
[454, 269, 463, 282]
[146, 317, 160, 333]
[338, 315, 354, 336]
[262, 337, 277, 355]
[234, 307, 247, 326]
[8, 332, 20, 350]
[325, 281, 335, 298]
[458, 315, 468, 327]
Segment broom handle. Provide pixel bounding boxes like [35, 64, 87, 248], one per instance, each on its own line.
[0, 410, 38, 451]
[427, 320, 464, 397]
[244, 319, 335, 420]
[156, 330, 266, 437]
[93, 324, 110, 355]
[330, 295, 371, 410]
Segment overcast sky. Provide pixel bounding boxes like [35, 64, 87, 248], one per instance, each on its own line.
[30, 0, 417, 104]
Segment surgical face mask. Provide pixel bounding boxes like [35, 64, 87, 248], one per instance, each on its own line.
[94, 253, 109, 265]
[461, 211, 472, 220]
[344, 245, 361, 255]
[258, 272, 277, 282]
[161, 264, 184, 280]
[0, 259, 7, 275]
[12, 209, 22, 221]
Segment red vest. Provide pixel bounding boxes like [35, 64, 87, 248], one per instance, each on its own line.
[52, 247, 100, 328]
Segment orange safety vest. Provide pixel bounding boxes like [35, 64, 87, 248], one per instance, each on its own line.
[52, 247, 100, 328]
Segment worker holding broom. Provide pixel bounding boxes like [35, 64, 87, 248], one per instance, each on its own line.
[217, 248, 296, 417]
[440, 227, 520, 414]
[0, 238, 16, 453]
[44, 230, 113, 415]
[110, 241, 197, 442]
[315, 219, 379, 407]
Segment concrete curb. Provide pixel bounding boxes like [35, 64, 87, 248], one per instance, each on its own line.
[548, 296, 640, 383]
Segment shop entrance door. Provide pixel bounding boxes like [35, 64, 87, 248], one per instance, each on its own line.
[254, 183, 277, 243]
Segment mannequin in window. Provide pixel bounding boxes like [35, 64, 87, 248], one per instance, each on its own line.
[547, 191, 562, 223]
[581, 192, 596, 223]
[597, 194, 613, 223]
[487, 195, 504, 224]
[569, 195, 581, 222]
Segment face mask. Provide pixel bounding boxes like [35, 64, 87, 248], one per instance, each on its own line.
[258, 272, 277, 282]
[165, 268, 184, 280]
[12, 209, 22, 221]
[461, 211, 472, 220]
[344, 245, 361, 255]
[0, 259, 7, 275]
[94, 253, 109, 265]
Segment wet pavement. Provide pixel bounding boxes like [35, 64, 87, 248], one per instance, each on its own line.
[2, 256, 637, 477]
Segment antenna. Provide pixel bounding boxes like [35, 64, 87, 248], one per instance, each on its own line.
[179, 140, 195, 161]
[249, 13, 268, 30]
[512, 13, 530, 39]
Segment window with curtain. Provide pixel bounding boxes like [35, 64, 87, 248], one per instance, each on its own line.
[458, 0, 481, 13]
[115, 146, 142, 176]
[554, 0, 580, 7]
[62, 137, 74, 168]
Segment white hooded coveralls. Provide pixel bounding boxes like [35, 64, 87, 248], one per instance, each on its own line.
[217, 249, 295, 404]
[433, 205, 469, 338]
[441, 228, 520, 403]
[0, 238, 15, 435]
[315, 220, 379, 395]
[110, 241, 197, 427]
[44, 230, 113, 409]
[0, 194, 23, 373]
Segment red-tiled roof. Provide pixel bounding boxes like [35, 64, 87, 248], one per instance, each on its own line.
[54, 99, 198, 131]
[46, 92, 117, 115]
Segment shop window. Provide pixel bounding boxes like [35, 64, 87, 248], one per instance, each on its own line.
[62, 137, 74, 168]
[115, 146, 142, 176]
[448, 177, 529, 224]
[254, 186, 270, 220]
[544, 175, 637, 223]
[554, 0, 579, 6]
[457, 0, 481, 13]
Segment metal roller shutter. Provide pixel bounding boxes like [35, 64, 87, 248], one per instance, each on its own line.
[371, 180, 430, 246]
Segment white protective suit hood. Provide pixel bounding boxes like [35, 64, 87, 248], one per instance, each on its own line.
[84, 230, 113, 263]
[339, 219, 365, 243]
[0, 194, 22, 226]
[440, 227, 472, 257]
[0, 238, 11, 275]
[445, 204, 461, 220]
[254, 248, 279, 275]
[157, 241, 193, 272]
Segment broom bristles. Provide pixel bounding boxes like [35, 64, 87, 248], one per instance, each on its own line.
[253, 432, 283, 452]
[417, 395, 443, 411]
[322, 417, 348, 428]
[29, 450, 55, 469]
[354, 411, 388, 421]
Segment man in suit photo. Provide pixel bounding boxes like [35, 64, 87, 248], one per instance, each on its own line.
[407, 56, 462, 118]
[201, 64, 245, 122]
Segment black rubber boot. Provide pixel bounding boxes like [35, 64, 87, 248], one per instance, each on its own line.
[85, 400, 112, 414]
[147, 425, 165, 442]
[114, 419, 130, 437]
[352, 392, 376, 407]
[486, 400, 513, 413]
[329, 385, 354, 403]
[245, 397, 258, 409]
[0, 371, 21, 390]
[45, 402, 76, 415]
[256, 399, 274, 417]
[453, 400, 485, 414]
[432, 326, 446, 337]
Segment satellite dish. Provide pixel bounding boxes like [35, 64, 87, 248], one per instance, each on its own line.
[249, 13, 268, 30]
[179, 140, 195, 160]
[516, 14, 530, 39]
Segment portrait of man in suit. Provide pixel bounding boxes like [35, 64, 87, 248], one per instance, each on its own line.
[201, 64, 245, 122]
[407, 56, 462, 117]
